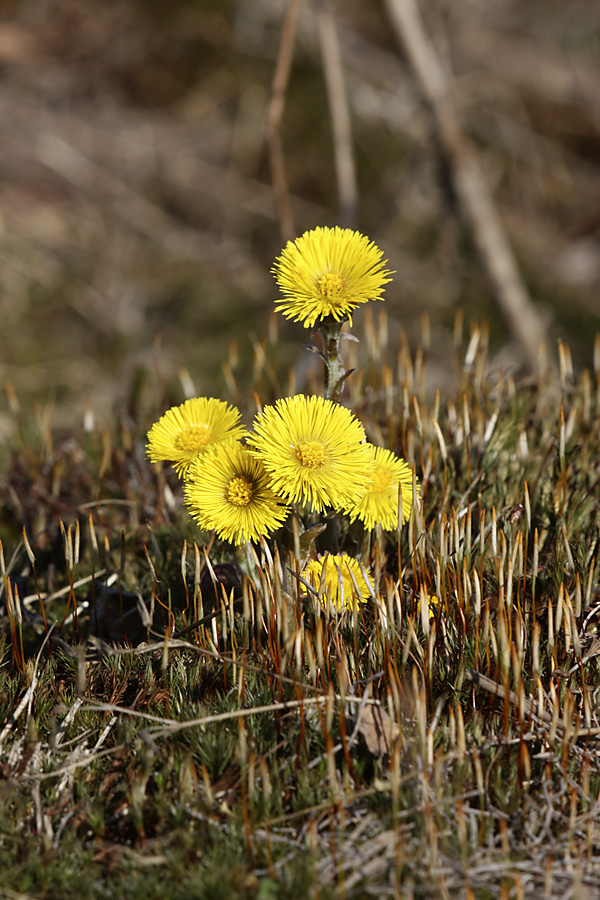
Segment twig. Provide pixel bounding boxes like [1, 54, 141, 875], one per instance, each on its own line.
[0, 622, 55, 750]
[266, 0, 303, 242]
[86, 695, 332, 736]
[0, 672, 38, 751]
[383, 0, 547, 371]
[466, 668, 550, 724]
[466, 669, 600, 739]
[21, 569, 108, 610]
[22, 743, 126, 783]
[316, 0, 358, 227]
[54, 697, 84, 747]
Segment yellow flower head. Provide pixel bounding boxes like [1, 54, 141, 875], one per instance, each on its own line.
[183, 440, 290, 546]
[417, 591, 442, 623]
[304, 554, 373, 612]
[248, 395, 374, 513]
[147, 398, 246, 477]
[272, 226, 393, 328]
[344, 445, 418, 530]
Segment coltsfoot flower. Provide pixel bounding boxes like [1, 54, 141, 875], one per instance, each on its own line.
[272, 226, 393, 328]
[248, 394, 374, 513]
[344, 445, 417, 530]
[304, 553, 373, 612]
[183, 440, 290, 546]
[146, 397, 245, 476]
[416, 591, 442, 623]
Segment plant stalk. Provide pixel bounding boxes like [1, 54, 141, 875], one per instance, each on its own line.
[321, 319, 346, 403]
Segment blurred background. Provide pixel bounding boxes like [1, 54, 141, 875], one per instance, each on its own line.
[1, 0, 599, 434]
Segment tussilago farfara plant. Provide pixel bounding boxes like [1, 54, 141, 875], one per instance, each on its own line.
[146, 226, 419, 610]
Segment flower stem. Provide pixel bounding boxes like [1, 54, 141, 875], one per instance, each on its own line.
[321, 319, 346, 403]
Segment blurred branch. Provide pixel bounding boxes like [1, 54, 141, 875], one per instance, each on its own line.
[316, 0, 358, 228]
[266, 0, 303, 242]
[383, 0, 547, 371]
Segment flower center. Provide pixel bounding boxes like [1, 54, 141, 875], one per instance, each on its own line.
[225, 476, 254, 507]
[295, 440, 326, 469]
[315, 272, 346, 303]
[175, 424, 212, 452]
[371, 465, 392, 493]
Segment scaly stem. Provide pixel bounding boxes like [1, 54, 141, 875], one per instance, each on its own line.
[321, 319, 345, 403]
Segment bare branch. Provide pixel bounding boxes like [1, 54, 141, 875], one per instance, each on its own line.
[266, 0, 303, 242]
[383, 0, 547, 371]
[317, 0, 358, 227]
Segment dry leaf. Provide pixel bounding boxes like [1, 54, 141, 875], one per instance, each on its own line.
[350, 703, 401, 758]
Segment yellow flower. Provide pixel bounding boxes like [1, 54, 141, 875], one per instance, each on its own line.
[344, 445, 418, 530]
[272, 226, 393, 328]
[146, 398, 245, 476]
[416, 591, 442, 622]
[183, 440, 290, 546]
[304, 554, 373, 612]
[248, 395, 374, 513]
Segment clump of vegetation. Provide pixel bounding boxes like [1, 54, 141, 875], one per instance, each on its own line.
[1, 219, 600, 899]
[147, 226, 414, 562]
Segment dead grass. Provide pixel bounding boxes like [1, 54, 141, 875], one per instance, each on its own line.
[1, 312, 600, 898]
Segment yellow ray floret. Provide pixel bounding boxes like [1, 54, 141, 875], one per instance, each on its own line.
[344, 445, 418, 531]
[146, 397, 246, 477]
[304, 554, 373, 612]
[272, 226, 393, 328]
[248, 394, 374, 513]
[183, 439, 290, 546]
